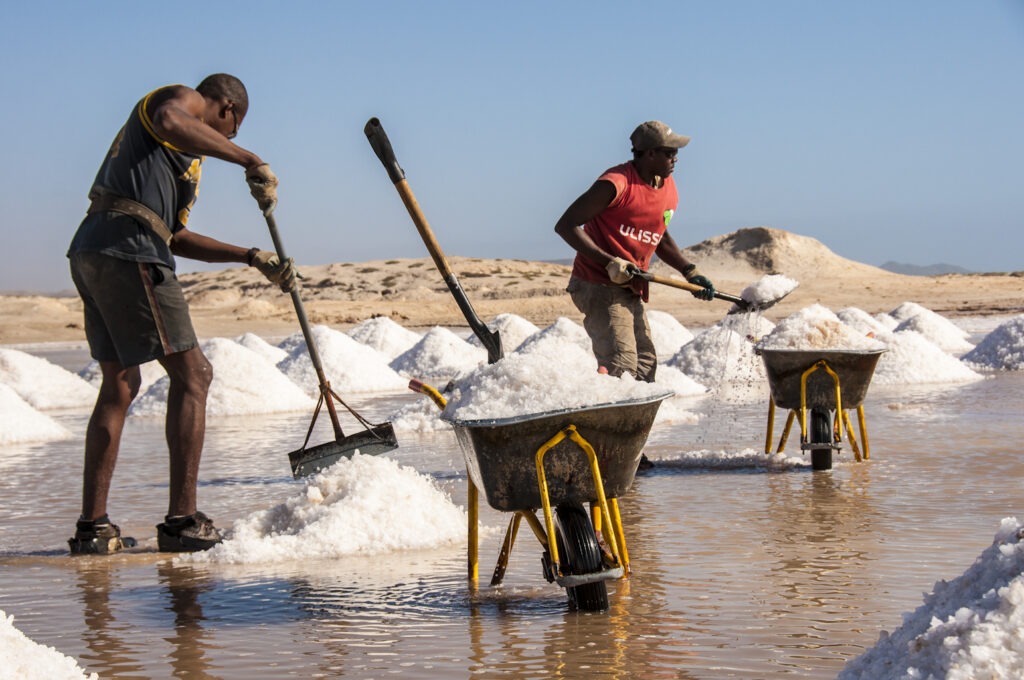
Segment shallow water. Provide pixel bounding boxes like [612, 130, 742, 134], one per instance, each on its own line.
[2, 346, 1023, 679]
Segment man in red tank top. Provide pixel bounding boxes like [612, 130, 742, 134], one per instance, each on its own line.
[555, 120, 714, 384]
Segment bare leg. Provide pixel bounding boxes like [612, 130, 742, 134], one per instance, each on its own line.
[158, 347, 213, 517]
[82, 361, 141, 520]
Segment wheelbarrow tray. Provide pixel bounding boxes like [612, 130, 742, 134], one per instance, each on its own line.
[442, 392, 672, 512]
[755, 348, 885, 411]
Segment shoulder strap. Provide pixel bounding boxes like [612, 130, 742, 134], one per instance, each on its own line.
[88, 193, 174, 245]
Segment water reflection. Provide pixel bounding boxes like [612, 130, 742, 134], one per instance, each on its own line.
[72, 560, 148, 678]
[157, 563, 222, 680]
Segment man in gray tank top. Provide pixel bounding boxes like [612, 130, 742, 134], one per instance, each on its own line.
[67, 74, 296, 554]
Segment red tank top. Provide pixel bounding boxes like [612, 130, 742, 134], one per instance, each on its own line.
[571, 162, 678, 300]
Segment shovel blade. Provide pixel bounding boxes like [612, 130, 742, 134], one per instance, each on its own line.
[289, 423, 399, 478]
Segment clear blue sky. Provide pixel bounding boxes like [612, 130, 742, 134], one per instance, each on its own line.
[2, 1, 1022, 292]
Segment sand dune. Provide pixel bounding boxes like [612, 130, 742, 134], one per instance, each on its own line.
[3, 227, 1020, 345]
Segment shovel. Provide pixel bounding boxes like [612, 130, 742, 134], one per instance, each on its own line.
[260, 209, 398, 478]
[364, 117, 503, 364]
[628, 268, 792, 314]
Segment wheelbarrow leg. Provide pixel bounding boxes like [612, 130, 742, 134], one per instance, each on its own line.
[468, 479, 478, 584]
[609, 498, 630, 577]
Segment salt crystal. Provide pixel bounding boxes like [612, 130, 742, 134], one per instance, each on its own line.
[0, 608, 98, 680]
[738, 274, 799, 305]
[235, 332, 288, 364]
[390, 326, 486, 381]
[347, 317, 423, 360]
[131, 338, 315, 416]
[516, 317, 592, 354]
[0, 383, 72, 445]
[962, 315, 1024, 371]
[646, 310, 695, 359]
[0, 348, 97, 410]
[466, 313, 540, 353]
[278, 325, 407, 395]
[181, 454, 466, 564]
[756, 304, 886, 351]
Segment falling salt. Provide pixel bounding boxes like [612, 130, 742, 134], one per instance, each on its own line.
[0, 608, 98, 680]
[181, 454, 466, 564]
[962, 314, 1024, 370]
[130, 338, 315, 416]
[838, 517, 1024, 680]
[0, 383, 72, 445]
[756, 304, 886, 351]
[347, 317, 423, 360]
[278, 325, 407, 395]
[389, 326, 486, 381]
[235, 332, 288, 364]
[667, 327, 765, 387]
[646, 310, 695, 359]
[466, 313, 540, 353]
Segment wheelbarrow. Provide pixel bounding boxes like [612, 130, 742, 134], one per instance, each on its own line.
[755, 348, 885, 470]
[412, 380, 672, 610]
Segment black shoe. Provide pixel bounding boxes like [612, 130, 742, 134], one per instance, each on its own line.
[637, 453, 655, 471]
[157, 511, 223, 552]
[68, 515, 137, 555]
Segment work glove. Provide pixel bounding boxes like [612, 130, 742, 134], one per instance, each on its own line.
[245, 164, 278, 215]
[682, 264, 715, 301]
[248, 248, 296, 293]
[605, 257, 635, 285]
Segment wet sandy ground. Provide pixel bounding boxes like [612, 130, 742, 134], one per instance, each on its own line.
[1, 350, 1023, 678]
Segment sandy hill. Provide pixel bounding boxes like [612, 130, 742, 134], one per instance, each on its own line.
[1, 228, 1020, 344]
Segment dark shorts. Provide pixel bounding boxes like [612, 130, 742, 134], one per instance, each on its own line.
[69, 252, 197, 367]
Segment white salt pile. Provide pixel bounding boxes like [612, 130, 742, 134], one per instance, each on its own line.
[734, 274, 799, 308]
[441, 338, 671, 422]
[657, 448, 805, 471]
[130, 338, 315, 416]
[872, 330, 983, 385]
[837, 307, 894, 337]
[79, 359, 166, 393]
[0, 348, 97, 410]
[653, 364, 707, 398]
[892, 309, 974, 355]
[346, 317, 423, 360]
[0, 609, 97, 680]
[390, 326, 487, 381]
[235, 332, 288, 364]
[646, 310, 695, 359]
[389, 396, 451, 433]
[874, 313, 899, 331]
[278, 325, 407, 395]
[516, 317, 592, 354]
[756, 304, 886, 351]
[962, 315, 1024, 371]
[466, 313, 540, 354]
[716, 312, 776, 341]
[0, 383, 72, 445]
[838, 517, 1024, 680]
[182, 454, 466, 564]
[667, 327, 765, 386]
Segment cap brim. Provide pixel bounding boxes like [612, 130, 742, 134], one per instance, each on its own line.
[666, 134, 691, 149]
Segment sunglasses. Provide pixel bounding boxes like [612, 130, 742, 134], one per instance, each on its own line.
[227, 105, 239, 140]
[656, 147, 678, 159]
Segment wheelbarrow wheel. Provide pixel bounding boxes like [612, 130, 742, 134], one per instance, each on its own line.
[810, 409, 833, 471]
[554, 502, 609, 611]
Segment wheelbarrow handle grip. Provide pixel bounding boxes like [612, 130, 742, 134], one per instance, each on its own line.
[364, 117, 406, 184]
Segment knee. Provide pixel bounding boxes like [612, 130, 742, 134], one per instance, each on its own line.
[169, 352, 213, 395]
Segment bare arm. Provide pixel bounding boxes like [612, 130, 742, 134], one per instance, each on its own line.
[553, 180, 617, 266]
[148, 86, 263, 170]
[170, 228, 250, 264]
[655, 230, 697, 276]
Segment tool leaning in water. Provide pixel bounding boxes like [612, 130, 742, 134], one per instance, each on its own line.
[256, 203, 398, 478]
[627, 266, 793, 314]
[363, 117, 503, 364]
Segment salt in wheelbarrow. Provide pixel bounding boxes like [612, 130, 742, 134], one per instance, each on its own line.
[413, 380, 672, 611]
[755, 348, 885, 470]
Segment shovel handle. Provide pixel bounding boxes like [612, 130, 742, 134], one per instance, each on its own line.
[641, 271, 745, 306]
[364, 117, 406, 185]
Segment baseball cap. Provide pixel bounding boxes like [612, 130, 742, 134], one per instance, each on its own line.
[630, 121, 690, 152]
